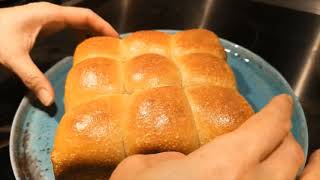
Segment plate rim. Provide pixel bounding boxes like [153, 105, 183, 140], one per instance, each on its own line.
[10, 30, 308, 179]
[9, 57, 71, 179]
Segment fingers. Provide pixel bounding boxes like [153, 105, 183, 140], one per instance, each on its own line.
[24, 2, 118, 37]
[254, 133, 304, 180]
[111, 152, 185, 180]
[6, 55, 54, 106]
[60, 6, 118, 37]
[189, 94, 293, 169]
[300, 149, 320, 180]
[232, 94, 293, 162]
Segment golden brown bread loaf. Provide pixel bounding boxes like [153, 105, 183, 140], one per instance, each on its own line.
[51, 29, 254, 178]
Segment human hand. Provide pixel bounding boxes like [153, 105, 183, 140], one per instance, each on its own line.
[300, 149, 320, 180]
[110, 94, 305, 180]
[0, 2, 118, 106]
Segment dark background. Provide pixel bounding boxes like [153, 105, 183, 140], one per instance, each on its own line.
[0, 0, 319, 178]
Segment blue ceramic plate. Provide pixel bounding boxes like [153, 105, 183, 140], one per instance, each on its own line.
[10, 30, 308, 179]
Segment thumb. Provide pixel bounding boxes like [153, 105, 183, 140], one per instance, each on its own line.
[6, 55, 54, 106]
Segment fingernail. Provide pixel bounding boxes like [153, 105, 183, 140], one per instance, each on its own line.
[38, 89, 53, 106]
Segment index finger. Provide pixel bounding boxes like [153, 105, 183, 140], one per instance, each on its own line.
[189, 94, 293, 167]
[229, 95, 292, 161]
[233, 94, 293, 162]
[61, 6, 119, 37]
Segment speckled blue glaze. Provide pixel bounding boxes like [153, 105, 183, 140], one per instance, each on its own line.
[10, 30, 308, 179]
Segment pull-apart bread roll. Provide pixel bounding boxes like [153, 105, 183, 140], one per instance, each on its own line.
[51, 29, 254, 178]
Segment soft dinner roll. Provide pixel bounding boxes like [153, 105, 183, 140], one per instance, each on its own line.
[65, 57, 123, 111]
[73, 36, 122, 65]
[52, 29, 254, 179]
[51, 95, 126, 178]
[123, 30, 171, 59]
[123, 86, 199, 155]
[176, 53, 236, 88]
[172, 29, 226, 60]
[185, 85, 253, 145]
[124, 53, 181, 93]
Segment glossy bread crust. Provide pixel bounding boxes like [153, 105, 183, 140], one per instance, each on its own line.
[123, 86, 199, 155]
[73, 36, 123, 65]
[51, 29, 254, 178]
[65, 57, 123, 111]
[124, 53, 181, 93]
[123, 30, 171, 59]
[52, 95, 126, 178]
[176, 53, 236, 88]
[172, 29, 226, 60]
[185, 85, 254, 145]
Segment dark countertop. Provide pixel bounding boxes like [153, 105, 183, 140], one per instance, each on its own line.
[0, 0, 319, 179]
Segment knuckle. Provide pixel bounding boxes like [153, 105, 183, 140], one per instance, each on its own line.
[80, 8, 95, 23]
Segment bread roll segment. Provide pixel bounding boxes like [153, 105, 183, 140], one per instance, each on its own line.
[185, 86, 254, 145]
[123, 86, 199, 155]
[52, 29, 254, 178]
[73, 36, 122, 65]
[176, 53, 236, 88]
[124, 53, 181, 92]
[172, 29, 226, 60]
[123, 30, 171, 60]
[51, 95, 126, 177]
[64, 57, 123, 111]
